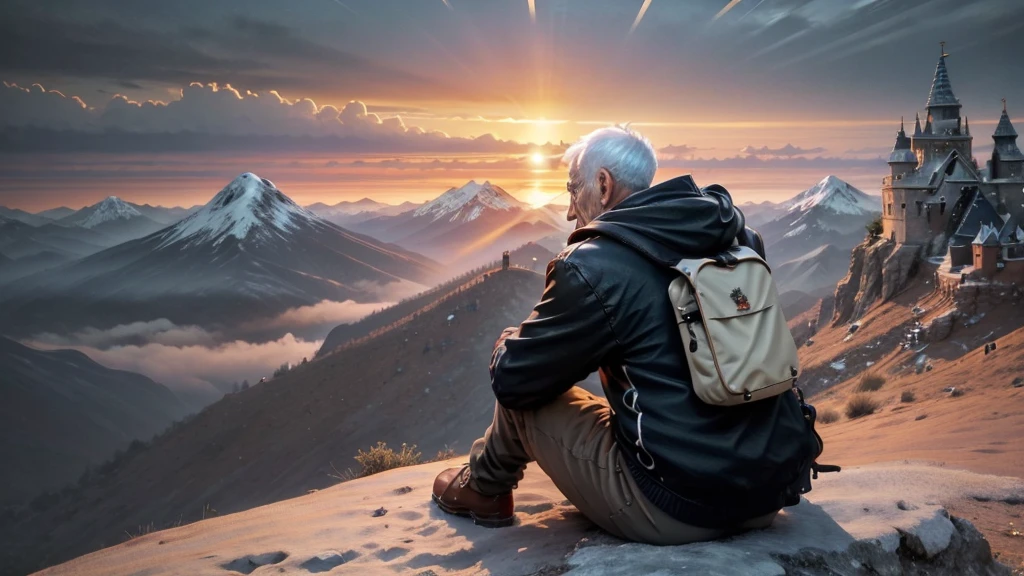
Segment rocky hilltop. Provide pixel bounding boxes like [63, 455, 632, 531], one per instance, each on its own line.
[37, 460, 1018, 575]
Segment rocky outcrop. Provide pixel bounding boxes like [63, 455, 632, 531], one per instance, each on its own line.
[40, 461, 1019, 576]
[833, 239, 921, 325]
[923, 309, 958, 342]
[568, 510, 1009, 576]
[832, 240, 870, 325]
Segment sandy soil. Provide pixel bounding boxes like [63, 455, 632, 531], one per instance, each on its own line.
[799, 276, 1024, 570]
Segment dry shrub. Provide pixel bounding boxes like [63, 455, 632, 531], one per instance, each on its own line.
[845, 394, 880, 419]
[857, 373, 886, 392]
[817, 408, 840, 424]
[901, 390, 916, 403]
[431, 445, 457, 462]
[354, 442, 422, 477]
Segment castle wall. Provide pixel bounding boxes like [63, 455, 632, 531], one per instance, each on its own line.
[887, 188, 937, 244]
[993, 181, 1024, 223]
[949, 244, 971, 266]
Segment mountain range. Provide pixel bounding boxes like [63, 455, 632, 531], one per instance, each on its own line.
[0, 173, 440, 338]
[742, 175, 881, 296]
[305, 198, 423, 228]
[350, 180, 571, 268]
[57, 196, 168, 243]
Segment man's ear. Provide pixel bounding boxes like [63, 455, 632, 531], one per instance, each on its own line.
[598, 168, 616, 206]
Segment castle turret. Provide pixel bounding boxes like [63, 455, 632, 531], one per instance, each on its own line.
[990, 99, 1024, 180]
[911, 44, 972, 166]
[888, 117, 917, 178]
[925, 50, 960, 120]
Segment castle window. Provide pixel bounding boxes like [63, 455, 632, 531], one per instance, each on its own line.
[887, 203, 893, 215]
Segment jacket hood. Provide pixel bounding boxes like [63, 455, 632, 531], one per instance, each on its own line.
[568, 175, 745, 265]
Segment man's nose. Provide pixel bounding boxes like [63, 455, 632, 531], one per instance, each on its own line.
[566, 201, 577, 222]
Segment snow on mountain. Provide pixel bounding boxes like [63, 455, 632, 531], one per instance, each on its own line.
[157, 173, 323, 249]
[412, 180, 524, 223]
[0, 172, 440, 338]
[77, 197, 143, 228]
[781, 175, 879, 216]
[757, 176, 881, 291]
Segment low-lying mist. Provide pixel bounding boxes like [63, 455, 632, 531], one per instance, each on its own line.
[26, 298, 397, 410]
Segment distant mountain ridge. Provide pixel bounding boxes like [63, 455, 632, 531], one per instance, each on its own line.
[0, 173, 440, 338]
[0, 336, 190, 507]
[739, 175, 880, 300]
[351, 180, 571, 270]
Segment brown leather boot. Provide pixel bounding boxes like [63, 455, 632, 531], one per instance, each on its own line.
[431, 465, 514, 528]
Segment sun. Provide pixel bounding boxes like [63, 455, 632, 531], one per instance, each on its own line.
[530, 152, 546, 166]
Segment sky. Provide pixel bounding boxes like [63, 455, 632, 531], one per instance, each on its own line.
[1, 0, 1023, 211]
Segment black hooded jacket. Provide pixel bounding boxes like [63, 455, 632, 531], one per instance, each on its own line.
[489, 175, 814, 528]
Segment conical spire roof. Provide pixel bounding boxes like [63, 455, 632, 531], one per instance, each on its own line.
[926, 52, 959, 108]
[889, 118, 915, 163]
[914, 113, 922, 136]
[994, 101, 1017, 138]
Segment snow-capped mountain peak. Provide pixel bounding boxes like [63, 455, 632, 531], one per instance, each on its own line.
[157, 172, 321, 249]
[782, 175, 879, 215]
[413, 180, 525, 223]
[78, 196, 143, 228]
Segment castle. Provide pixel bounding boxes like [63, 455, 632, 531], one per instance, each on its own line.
[881, 44, 1024, 285]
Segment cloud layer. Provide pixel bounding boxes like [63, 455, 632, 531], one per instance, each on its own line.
[0, 81, 556, 154]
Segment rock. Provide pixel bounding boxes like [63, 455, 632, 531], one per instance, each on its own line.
[40, 462, 1019, 576]
[1012, 377, 1023, 388]
[923, 309, 958, 342]
[833, 239, 921, 325]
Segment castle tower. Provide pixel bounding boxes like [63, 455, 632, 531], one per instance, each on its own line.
[888, 117, 917, 178]
[912, 44, 972, 165]
[990, 99, 1024, 180]
[501, 250, 510, 270]
[972, 224, 1000, 278]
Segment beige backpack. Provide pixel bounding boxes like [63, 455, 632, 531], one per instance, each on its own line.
[668, 246, 799, 406]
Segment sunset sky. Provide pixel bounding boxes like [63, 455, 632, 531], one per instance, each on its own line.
[1, 0, 1023, 211]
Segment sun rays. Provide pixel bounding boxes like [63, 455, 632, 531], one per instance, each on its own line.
[629, 0, 654, 35]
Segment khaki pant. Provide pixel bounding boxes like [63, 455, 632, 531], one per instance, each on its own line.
[468, 386, 776, 545]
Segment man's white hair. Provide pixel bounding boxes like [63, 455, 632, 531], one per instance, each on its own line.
[563, 125, 657, 193]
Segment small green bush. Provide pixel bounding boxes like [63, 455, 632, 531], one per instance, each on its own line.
[354, 442, 422, 477]
[845, 394, 880, 419]
[817, 408, 840, 424]
[901, 391, 916, 403]
[866, 215, 883, 239]
[857, 373, 886, 392]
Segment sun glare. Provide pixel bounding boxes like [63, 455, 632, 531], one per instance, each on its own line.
[530, 152, 545, 166]
[525, 188, 558, 208]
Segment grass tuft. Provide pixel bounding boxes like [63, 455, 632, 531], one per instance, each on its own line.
[857, 373, 886, 392]
[901, 391, 916, 403]
[845, 394, 880, 419]
[353, 442, 422, 477]
[817, 408, 840, 424]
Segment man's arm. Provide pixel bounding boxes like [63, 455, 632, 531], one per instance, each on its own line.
[490, 257, 617, 411]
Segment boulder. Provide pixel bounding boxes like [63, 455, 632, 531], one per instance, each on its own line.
[923, 309, 958, 342]
[40, 461, 1019, 576]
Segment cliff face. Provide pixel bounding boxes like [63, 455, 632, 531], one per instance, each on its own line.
[832, 238, 921, 325]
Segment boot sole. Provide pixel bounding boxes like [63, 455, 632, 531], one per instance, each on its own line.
[431, 494, 515, 528]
